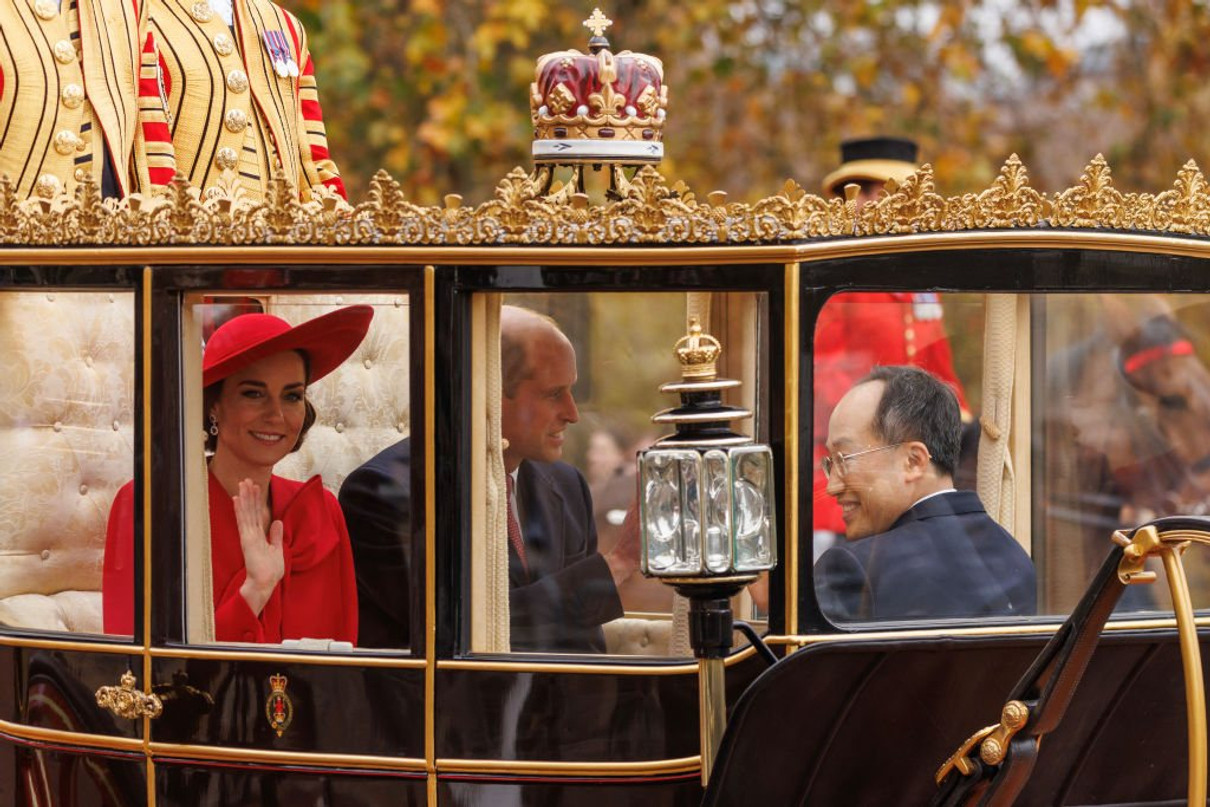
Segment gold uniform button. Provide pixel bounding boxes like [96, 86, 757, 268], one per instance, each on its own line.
[213, 32, 234, 56]
[190, 1, 213, 23]
[61, 83, 84, 109]
[224, 108, 248, 133]
[34, 0, 57, 20]
[53, 130, 82, 155]
[54, 40, 76, 64]
[226, 69, 249, 93]
[904, 327, 916, 342]
[214, 147, 238, 170]
[35, 174, 61, 198]
[74, 167, 87, 182]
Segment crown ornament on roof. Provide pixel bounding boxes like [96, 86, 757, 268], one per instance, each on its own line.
[529, 8, 668, 166]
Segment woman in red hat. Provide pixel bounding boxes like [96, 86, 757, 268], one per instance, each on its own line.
[102, 306, 373, 644]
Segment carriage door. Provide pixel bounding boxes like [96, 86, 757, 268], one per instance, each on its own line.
[0, 267, 148, 807]
[139, 265, 429, 805]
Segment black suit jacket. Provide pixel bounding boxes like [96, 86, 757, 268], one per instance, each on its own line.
[814, 490, 1037, 621]
[509, 459, 623, 653]
[340, 443, 622, 652]
[339, 438, 414, 649]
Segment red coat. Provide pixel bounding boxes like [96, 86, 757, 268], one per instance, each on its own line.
[102, 472, 358, 644]
[813, 292, 969, 534]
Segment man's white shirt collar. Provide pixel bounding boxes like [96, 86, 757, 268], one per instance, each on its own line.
[508, 468, 520, 513]
[910, 488, 957, 509]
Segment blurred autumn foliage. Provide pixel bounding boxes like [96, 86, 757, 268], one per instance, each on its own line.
[291, 1, 1210, 204]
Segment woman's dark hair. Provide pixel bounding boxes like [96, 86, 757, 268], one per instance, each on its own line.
[203, 349, 316, 454]
[860, 365, 961, 475]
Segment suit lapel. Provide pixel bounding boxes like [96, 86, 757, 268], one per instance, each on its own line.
[517, 462, 567, 582]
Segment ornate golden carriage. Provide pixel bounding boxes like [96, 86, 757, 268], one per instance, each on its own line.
[5, 10, 1210, 807]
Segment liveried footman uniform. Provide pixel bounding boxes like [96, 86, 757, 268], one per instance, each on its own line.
[0, 0, 175, 198]
[145, 0, 345, 201]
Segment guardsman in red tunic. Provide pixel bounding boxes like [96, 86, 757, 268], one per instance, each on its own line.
[144, 0, 345, 202]
[813, 138, 970, 544]
[0, 0, 175, 199]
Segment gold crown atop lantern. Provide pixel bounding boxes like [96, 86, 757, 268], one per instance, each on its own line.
[674, 318, 722, 380]
[530, 9, 668, 165]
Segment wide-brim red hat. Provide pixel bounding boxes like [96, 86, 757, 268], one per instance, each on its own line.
[203, 305, 374, 388]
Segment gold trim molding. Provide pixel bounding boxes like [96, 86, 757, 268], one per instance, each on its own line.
[147, 741, 426, 772]
[768, 613, 1210, 649]
[5, 154, 1210, 246]
[435, 755, 700, 776]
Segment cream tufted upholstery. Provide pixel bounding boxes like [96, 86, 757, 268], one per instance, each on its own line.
[0, 291, 134, 634]
[604, 616, 674, 656]
[269, 294, 411, 496]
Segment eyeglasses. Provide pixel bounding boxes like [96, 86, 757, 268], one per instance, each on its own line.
[820, 443, 904, 480]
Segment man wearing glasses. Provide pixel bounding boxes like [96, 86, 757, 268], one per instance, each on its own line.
[814, 366, 1036, 621]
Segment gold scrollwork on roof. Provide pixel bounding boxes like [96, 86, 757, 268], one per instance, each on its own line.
[1051, 154, 1126, 229]
[6, 154, 1210, 246]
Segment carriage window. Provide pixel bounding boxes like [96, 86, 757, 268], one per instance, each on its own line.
[0, 290, 134, 636]
[468, 291, 768, 656]
[812, 291, 1210, 625]
[169, 293, 413, 650]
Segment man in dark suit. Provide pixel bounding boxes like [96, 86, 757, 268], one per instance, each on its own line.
[499, 306, 637, 652]
[338, 438, 414, 649]
[814, 365, 1036, 621]
[340, 306, 638, 652]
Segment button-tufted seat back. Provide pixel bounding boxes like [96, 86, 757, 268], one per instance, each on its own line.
[0, 291, 134, 633]
[270, 295, 411, 496]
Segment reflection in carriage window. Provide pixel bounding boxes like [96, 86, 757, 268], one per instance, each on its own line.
[102, 293, 412, 649]
[813, 291, 1210, 625]
[1040, 295, 1210, 614]
[471, 292, 767, 656]
[0, 291, 133, 635]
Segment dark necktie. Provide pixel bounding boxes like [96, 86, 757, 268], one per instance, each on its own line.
[506, 474, 529, 572]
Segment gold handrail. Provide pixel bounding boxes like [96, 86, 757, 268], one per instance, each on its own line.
[1122, 526, 1210, 806]
[936, 523, 1210, 805]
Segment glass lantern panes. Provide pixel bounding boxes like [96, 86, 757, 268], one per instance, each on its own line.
[640, 445, 776, 577]
[731, 446, 776, 572]
[640, 449, 702, 575]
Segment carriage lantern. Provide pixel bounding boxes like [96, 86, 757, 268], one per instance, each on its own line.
[638, 316, 777, 784]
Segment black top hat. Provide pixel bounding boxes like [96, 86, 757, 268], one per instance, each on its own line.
[822, 136, 920, 195]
